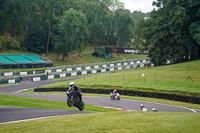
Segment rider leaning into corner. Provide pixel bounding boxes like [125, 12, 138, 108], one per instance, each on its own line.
[68, 81, 82, 103]
[113, 89, 117, 96]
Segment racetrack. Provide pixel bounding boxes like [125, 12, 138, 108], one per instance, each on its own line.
[0, 79, 199, 124]
[0, 107, 92, 124]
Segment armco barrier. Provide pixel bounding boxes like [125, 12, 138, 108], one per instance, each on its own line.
[31, 63, 149, 82]
[34, 88, 200, 104]
[0, 77, 20, 84]
[1, 59, 151, 76]
[1, 59, 151, 84]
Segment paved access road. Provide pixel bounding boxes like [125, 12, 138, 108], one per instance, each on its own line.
[0, 79, 199, 124]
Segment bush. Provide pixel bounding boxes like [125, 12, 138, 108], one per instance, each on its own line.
[9, 37, 20, 49]
[92, 50, 105, 58]
[0, 40, 3, 50]
[0, 36, 20, 50]
[23, 29, 46, 53]
[0, 36, 6, 50]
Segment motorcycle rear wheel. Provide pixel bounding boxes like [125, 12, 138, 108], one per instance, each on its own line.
[78, 101, 84, 111]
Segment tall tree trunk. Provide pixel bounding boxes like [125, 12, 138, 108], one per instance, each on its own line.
[46, 20, 52, 56]
[11, 19, 15, 37]
[117, 37, 120, 47]
[79, 51, 81, 57]
[56, 53, 59, 61]
[62, 54, 65, 61]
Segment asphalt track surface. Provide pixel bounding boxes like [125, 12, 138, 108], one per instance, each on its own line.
[0, 107, 91, 124]
[0, 78, 199, 124]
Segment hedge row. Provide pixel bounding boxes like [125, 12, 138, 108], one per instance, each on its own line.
[34, 88, 200, 104]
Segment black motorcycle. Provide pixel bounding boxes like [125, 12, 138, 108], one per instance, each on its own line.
[66, 89, 84, 111]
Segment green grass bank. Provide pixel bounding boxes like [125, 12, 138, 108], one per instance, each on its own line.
[40, 60, 200, 98]
[0, 94, 119, 112]
[0, 112, 200, 133]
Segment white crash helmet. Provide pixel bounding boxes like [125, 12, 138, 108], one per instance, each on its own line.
[69, 82, 74, 87]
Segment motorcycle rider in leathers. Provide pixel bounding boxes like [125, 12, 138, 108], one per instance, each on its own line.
[68, 82, 82, 103]
[113, 89, 117, 97]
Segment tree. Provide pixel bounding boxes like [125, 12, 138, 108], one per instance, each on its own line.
[52, 35, 64, 60]
[114, 9, 134, 48]
[40, 0, 67, 56]
[54, 8, 88, 61]
[139, 0, 200, 65]
[23, 28, 46, 53]
[23, 14, 46, 53]
[132, 11, 148, 50]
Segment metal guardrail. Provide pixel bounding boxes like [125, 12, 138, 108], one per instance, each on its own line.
[0, 58, 151, 76]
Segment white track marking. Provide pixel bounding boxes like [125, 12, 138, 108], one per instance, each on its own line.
[84, 96, 197, 113]
[0, 114, 83, 125]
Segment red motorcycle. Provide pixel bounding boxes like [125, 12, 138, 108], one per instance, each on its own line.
[110, 92, 120, 100]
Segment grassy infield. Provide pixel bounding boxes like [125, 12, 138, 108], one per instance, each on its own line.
[1, 60, 200, 132]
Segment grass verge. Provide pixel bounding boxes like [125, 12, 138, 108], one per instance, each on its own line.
[40, 60, 200, 97]
[0, 94, 120, 112]
[0, 111, 200, 133]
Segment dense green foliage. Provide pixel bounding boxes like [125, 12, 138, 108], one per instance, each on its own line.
[53, 8, 88, 60]
[0, 0, 135, 57]
[0, 36, 20, 50]
[1, 0, 199, 65]
[135, 0, 200, 65]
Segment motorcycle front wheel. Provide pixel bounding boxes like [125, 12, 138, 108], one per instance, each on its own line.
[67, 98, 73, 107]
[110, 96, 114, 100]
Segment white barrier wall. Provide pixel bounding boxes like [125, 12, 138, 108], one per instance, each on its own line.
[8, 59, 151, 82]
[92, 70, 97, 73]
[67, 68, 72, 71]
[118, 67, 122, 70]
[140, 64, 144, 67]
[102, 64, 107, 68]
[45, 70, 51, 73]
[82, 71, 87, 75]
[85, 66, 91, 70]
[20, 72, 27, 75]
[76, 67, 82, 70]
[71, 72, 77, 76]
[110, 68, 114, 71]
[48, 75, 54, 79]
[110, 64, 114, 67]
[101, 69, 106, 72]
[56, 69, 62, 72]
[117, 63, 121, 66]
[33, 77, 41, 81]
[8, 79, 15, 84]
[94, 66, 99, 69]
[4, 72, 13, 76]
[60, 73, 66, 78]
[126, 66, 131, 69]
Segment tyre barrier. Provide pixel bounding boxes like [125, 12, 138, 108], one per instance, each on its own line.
[34, 88, 200, 104]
